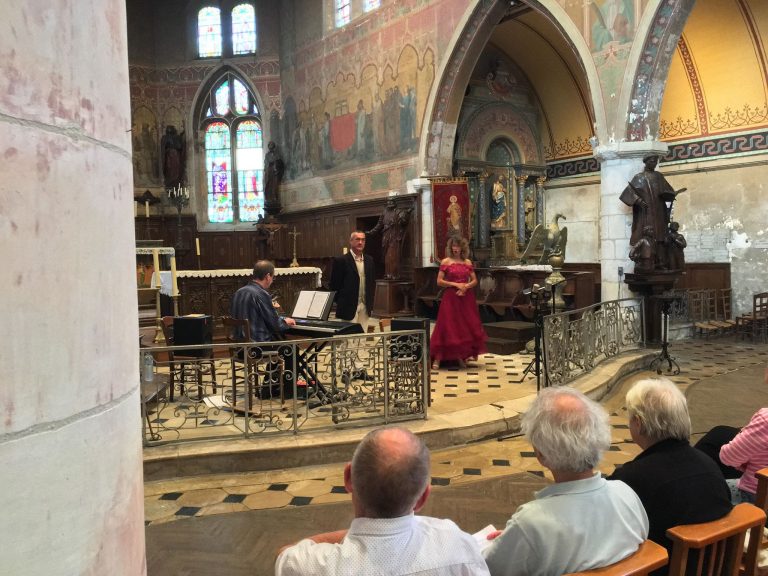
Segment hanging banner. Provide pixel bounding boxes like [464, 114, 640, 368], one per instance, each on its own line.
[432, 179, 471, 261]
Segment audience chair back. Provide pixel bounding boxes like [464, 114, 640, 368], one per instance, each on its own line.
[563, 540, 668, 576]
[221, 316, 283, 408]
[666, 503, 766, 576]
[755, 468, 768, 515]
[160, 315, 217, 402]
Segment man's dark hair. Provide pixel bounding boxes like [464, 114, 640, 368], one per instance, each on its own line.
[253, 260, 275, 280]
[350, 427, 430, 518]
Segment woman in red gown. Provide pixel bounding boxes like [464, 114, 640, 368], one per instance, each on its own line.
[429, 236, 487, 368]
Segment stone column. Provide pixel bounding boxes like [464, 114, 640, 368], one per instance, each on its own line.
[596, 143, 667, 301]
[1, 3, 146, 575]
[408, 177, 434, 267]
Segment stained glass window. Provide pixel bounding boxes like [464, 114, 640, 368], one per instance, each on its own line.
[233, 79, 249, 115]
[364, 0, 380, 11]
[205, 122, 232, 223]
[198, 7, 222, 58]
[215, 81, 230, 116]
[232, 4, 257, 55]
[335, 0, 351, 27]
[236, 121, 264, 222]
[200, 72, 264, 224]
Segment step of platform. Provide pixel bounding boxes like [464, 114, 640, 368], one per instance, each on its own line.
[486, 337, 523, 355]
[482, 321, 536, 354]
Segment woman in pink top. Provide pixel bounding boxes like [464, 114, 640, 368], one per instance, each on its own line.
[719, 366, 768, 503]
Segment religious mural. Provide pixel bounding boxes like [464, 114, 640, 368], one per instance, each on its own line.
[279, 45, 435, 181]
[131, 106, 159, 187]
[590, 0, 635, 52]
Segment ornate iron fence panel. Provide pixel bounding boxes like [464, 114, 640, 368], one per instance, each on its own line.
[542, 298, 644, 387]
[140, 330, 428, 446]
[667, 289, 690, 323]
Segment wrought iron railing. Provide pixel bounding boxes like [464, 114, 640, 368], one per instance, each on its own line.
[140, 330, 428, 446]
[542, 298, 645, 387]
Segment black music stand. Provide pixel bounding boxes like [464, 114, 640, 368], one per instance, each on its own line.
[515, 286, 550, 390]
[649, 295, 680, 375]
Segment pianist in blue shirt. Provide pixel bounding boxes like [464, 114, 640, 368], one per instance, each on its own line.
[231, 260, 297, 398]
[231, 260, 297, 342]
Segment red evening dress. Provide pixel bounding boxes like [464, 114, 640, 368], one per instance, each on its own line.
[429, 262, 488, 363]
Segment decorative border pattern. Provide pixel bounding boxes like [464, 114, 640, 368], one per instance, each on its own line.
[665, 130, 768, 161]
[543, 136, 593, 161]
[626, 0, 694, 141]
[546, 130, 768, 178]
[676, 35, 708, 134]
[546, 157, 600, 179]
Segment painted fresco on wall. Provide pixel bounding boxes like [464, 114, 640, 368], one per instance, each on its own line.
[281, 45, 434, 181]
[590, 0, 634, 52]
[132, 106, 160, 187]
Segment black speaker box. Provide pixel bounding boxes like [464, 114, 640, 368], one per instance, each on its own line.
[173, 315, 213, 356]
[391, 317, 430, 333]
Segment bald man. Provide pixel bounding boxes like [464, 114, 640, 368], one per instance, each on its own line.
[275, 427, 490, 575]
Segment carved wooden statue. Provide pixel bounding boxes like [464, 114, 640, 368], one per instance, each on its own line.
[367, 199, 413, 280]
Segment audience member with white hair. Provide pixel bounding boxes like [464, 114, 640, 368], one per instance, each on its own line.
[610, 378, 732, 565]
[483, 387, 648, 576]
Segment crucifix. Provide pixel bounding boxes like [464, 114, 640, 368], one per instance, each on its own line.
[289, 226, 300, 268]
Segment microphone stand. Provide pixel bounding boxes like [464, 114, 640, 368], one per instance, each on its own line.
[514, 286, 550, 391]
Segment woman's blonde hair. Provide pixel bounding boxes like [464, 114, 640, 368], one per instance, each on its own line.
[445, 236, 469, 260]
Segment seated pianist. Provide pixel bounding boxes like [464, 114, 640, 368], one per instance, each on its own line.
[230, 260, 297, 398]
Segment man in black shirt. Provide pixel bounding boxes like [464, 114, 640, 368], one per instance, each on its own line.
[610, 378, 732, 573]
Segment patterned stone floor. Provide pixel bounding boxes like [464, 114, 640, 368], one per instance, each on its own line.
[144, 339, 768, 527]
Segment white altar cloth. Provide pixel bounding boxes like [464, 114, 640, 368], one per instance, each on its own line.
[152, 267, 322, 296]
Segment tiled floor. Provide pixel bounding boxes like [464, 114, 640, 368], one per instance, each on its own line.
[144, 339, 768, 527]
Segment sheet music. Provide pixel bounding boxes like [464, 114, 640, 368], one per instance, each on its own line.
[293, 291, 315, 318]
[307, 292, 332, 318]
[292, 290, 334, 319]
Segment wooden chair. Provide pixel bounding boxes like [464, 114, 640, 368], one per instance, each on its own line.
[749, 468, 768, 575]
[563, 540, 668, 576]
[719, 289, 739, 333]
[705, 289, 733, 333]
[160, 316, 217, 402]
[736, 293, 768, 343]
[689, 289, 722, 339]
[221, 316, 283, 410]
[666, 503, 766, 576]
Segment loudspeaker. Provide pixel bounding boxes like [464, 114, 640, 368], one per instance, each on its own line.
[391, 317, 430, 333]
[173, 315, 213, 356]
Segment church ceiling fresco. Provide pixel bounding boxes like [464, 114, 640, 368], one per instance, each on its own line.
[489, 14, 594, 161]
[492, 0, 766, 170]
[659, 0, 768, 141]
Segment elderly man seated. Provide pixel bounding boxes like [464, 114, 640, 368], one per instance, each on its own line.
[609, 378, 732, 565]
[275, 426, 490, 576]
[483, 387, 648, 576]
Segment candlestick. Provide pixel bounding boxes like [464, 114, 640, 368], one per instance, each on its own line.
[195, 237, 201, 256]
[170, 255, 179, 297]
[152, 249, 160, 289]
[134, 201, 137, 218]
[145, 200, 150, 218]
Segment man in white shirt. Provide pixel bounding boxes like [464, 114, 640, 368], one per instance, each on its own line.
[275, 426, 490, 576]
[483, 387, 649, 576]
